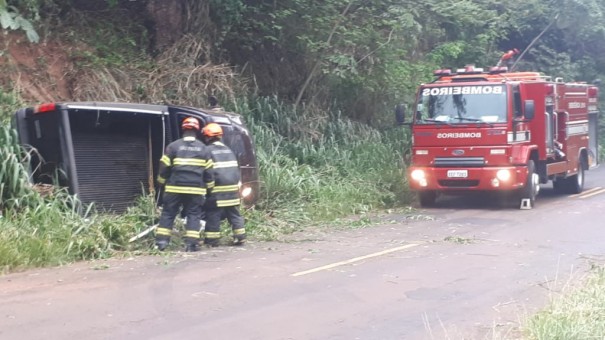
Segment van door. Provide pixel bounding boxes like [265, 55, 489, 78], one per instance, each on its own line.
[18, 104, 77, 191]
[169, 110, 207, 141]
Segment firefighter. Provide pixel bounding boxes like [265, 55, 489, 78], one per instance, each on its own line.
[201, 123, 246, 247]
[496, 48, 520, 68]
[155, 117, 214, 252]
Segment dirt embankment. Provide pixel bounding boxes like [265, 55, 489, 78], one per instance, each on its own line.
[1, 33, 75, 103]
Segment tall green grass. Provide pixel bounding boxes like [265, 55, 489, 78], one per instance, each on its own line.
[230, 96, 413, 234]
[0, 187, 160, 273]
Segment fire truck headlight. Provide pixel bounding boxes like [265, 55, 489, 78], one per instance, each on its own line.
[411, 169, 426, 181]
[496, 169, 511, 181]
[241, 186, 253, 198]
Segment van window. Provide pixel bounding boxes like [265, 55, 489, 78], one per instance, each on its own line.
[175, 112, 205, 140]
[222, 126, 245, 160]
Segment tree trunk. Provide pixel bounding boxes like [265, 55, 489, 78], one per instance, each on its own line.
[145, 0, 186, 54]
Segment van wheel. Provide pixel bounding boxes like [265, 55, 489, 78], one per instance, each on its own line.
[418, 191, 437, 207]
[518, 160, 539, 209]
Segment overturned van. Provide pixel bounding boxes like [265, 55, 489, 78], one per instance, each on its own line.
[13, 102, 259, 212]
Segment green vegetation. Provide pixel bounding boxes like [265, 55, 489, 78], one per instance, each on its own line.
[231, 96, 410, 237]
[0, 0, 39, 42]
[524, 267, 605, 339]
[0, 1, 604, 277]
[443, 235, 475, 245]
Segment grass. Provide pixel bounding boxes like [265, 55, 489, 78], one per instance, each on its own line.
[231, 96, 413, 225]
[443, 235, 475, 244]
[523, 266, 605, 339]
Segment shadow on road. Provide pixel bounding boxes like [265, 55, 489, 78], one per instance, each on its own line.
[414, 183, 573, 211]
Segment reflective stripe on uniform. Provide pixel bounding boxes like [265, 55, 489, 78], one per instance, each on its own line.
[217, 198, 241, 207]
[213, 161, 238, 169]
[157, 176, 166, 184]
[212, 184, 239, 193]
[165, 185, 207, 195]
[173, 158, 210, 167]
[204, 231, 221, 239]
[156, 227, 172, 236]
[185, 230, 200, 238]
[160, 155, 171, 166]
[233, 228, 245, 235]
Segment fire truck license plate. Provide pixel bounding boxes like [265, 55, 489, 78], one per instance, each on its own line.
[447, 170, 468, 178]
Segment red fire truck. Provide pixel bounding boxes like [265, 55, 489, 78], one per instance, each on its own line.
[402, 63, 600, 209]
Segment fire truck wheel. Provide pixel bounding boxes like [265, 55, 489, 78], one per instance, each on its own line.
[552, 179, 565, 193]
[554, 159, 585, 194]
[518, 160, 538, 209]
[567, 160, 585, 194]
[418, 191, 437, 207]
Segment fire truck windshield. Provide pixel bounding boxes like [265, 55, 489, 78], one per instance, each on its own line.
[415, 85, 507, 124]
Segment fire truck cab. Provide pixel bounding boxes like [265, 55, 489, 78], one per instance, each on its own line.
[403, 65, 599, 209]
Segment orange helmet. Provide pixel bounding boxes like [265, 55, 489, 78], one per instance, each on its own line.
[181, 117, 200, 131]
[202, 123, 223, 137]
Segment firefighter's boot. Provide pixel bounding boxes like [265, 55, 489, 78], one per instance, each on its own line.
[204, 238, 220, 248]
[155, 239, 169, 251]
[185, 242, 200, 252]
[232, 235, 246, 246]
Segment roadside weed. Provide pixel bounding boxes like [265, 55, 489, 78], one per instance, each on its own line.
[524, 267, 605, 339]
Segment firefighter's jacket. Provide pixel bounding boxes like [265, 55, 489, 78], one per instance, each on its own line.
[207, 141, 241, 207]
[157, 136, 214, 195]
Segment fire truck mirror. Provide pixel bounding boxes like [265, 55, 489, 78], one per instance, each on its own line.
[395, 104, 406, 125]
[523, 100, 535, 120]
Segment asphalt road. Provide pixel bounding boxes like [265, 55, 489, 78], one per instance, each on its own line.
[2, 166, 605, 340]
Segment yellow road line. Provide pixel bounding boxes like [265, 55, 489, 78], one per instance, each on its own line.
[291, 243, 420, 277]
[569, 186, 602, 198]
[579, 188, 605, 199]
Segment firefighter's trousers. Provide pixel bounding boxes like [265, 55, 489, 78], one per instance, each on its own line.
[156, 192, 205, 245]
[203, 205, 245, 246]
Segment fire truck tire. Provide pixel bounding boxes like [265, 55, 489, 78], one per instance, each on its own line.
[552, 179, 565, 193]
[566, 160, 585, 194]
[418, 191, 437, 207]
[518, 160, 538, 209]
[554, 160, 585, 194]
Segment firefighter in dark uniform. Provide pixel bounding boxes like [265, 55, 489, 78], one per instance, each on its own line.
[155, 117, 214, 252]
[201, 123, 246, 246]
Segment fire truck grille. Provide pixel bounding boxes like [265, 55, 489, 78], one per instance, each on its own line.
[434, 157, 485, 167]
[438, 179, 480, 188]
